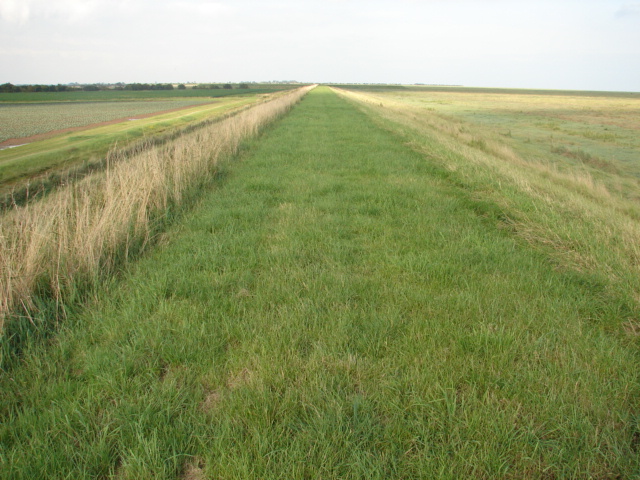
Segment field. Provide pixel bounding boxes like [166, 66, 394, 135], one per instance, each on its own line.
[1, 86, 639, 478]
[0, 99, 215, 142]
[334, 86, 640, 305]
[0, 85, 295, 103]
[340, 86, 640, 183]
[0, 88, 294, 197]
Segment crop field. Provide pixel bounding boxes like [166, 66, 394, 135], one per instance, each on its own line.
[0, 85, 295, 104]
[0, 92, 283, 197]
[0, 99, 216, 142]
[1, 86, 639, 478]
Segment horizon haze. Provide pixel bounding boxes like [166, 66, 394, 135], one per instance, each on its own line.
[1, 0, 639, 92]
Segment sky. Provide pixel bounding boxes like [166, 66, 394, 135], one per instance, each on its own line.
[1, 0, 639, 91]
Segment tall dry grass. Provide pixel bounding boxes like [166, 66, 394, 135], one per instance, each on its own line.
[0, 86, 315, 334]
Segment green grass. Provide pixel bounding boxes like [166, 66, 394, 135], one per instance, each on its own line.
[334, 86, 640, 318]
[1, 87, 639, 478]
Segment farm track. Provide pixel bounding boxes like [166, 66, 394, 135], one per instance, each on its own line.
[1, 87, 638, 478]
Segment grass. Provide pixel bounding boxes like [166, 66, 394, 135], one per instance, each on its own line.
[1, 87, 638, 478]
[330, 84, 640, 99]
[334, 86, 640, 315]
[0, 86, 312, 341]
[0, 94, 274, 197]
[335, 87, 640, 182]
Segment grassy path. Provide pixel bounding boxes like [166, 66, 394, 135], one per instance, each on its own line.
[1, 87, 638, 478]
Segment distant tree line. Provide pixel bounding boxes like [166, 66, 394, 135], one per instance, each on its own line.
[1, 83, 72, 93]
[1, 82, 253, 93]
[117, 83, 174, 91]
[0, 82, 175, 93]
[192, 83, 250, 90]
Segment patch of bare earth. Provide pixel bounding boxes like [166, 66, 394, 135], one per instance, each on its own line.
[201, 390, 222, 412]
[200, 368, 255, 412]
[182, 457, 206, 480]
[624, 319, 640, 337]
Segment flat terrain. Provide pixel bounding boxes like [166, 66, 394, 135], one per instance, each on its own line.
[0, 92, 277, 196]
[0, 85, 294, 103]
[0, 99, 215, 143]
[339, 86, 640, 192]
[1, 87, 638, 478]
[406, 88, 635, 168]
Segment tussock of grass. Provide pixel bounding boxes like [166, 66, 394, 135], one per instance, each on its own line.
[0, 86, 314, 345]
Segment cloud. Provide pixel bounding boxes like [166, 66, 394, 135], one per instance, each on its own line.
[1, 0, 234, 25]
[166, 1, 232, 15]
[616, 3, 640, 17]
[0, 0, 30, 24]
[0, 0, 111, 24]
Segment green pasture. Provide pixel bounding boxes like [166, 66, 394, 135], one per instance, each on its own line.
[1, 87, 638, 478]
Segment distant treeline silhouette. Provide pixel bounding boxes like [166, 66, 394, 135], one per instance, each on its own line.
[0, 82, 176, 93]
[1, 82, 255, 93]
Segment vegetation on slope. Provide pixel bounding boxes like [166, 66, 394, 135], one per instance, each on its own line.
[334, 87, 640, 344]
[1, 87, 638, 478]
[0, 94, 275, 201]
[0, 86, 313, 354]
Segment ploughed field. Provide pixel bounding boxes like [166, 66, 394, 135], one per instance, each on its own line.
[0, 87, 639, 478]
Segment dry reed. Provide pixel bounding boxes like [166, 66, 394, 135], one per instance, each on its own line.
[0, 86, 315, 333]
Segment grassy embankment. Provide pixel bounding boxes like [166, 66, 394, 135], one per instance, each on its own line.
[1, 87, 638, 478]
[330, 84, 640, 98]
[0, 91, 292, 200]
[0, 86, 313, 347]
[336, 86, 640, 180]
[335, 86, 640, 337]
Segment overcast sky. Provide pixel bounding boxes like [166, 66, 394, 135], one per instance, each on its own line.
[1, 0, 639, 91]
